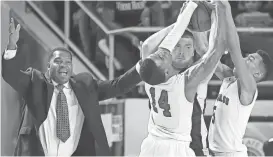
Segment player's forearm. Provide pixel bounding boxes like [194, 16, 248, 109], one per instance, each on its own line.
[199, 8, 226, 76]
[142, 24, 174, 58]
[225, 7, 247, 65]
[159, 1, 198, 52]
[196, 48, 225, 80]
[225, 9, 241, 54]
[225, 6, 256, 91]
[185, 47, 225, 102]
[188, 8, 227, 84]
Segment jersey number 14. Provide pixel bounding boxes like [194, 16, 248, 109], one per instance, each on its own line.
[149, 87, 172, 117]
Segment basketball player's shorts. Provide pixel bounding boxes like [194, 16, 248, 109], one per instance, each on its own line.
[209, 150, 248, 157]
[139, 135, 196, 157]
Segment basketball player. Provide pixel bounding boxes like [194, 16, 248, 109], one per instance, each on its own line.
[140, 22, 233, 157]
[137, 1, 228, 156]
[208, 1, 273, 156]
[141, 27, 209, 156]
[140, 24, 219, 156]
[139, 3, 232, 156]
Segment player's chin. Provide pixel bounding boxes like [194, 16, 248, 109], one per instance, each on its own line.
[172, 61, 186, 70]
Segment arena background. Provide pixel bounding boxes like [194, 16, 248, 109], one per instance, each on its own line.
[1, 1, 273, 156]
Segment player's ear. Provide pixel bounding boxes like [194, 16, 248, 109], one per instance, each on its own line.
[164, 69, 169, 79]
[253, 72, 261, 79]
[47, 62, 50, 69]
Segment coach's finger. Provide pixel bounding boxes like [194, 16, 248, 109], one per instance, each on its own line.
[140, 41, 143, 47]
[16, 24, 21, 32]
[9, 18, 15, 33]
[138, 41, 143, 51]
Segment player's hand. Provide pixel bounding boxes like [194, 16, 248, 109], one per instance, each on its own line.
[8, 18, 20, 50]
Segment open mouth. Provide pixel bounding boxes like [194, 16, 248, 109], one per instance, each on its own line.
[59, 71, 68, 76]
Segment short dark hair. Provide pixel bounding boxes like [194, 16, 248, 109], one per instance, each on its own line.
[257, 49, 273, 81]
[182, 30, 193, 38]
[263, 139, 273, 156]
[139, 58, 165, 85]
[48, 47, 73, 62]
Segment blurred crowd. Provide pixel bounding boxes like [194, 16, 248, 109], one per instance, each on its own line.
[31, 1, 273, 97]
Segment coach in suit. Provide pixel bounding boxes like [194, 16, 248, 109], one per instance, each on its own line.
[2, 18, 141, 156]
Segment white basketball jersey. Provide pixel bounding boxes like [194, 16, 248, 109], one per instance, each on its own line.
[208, 77, 258, 152]
[145, 72, 193, 142]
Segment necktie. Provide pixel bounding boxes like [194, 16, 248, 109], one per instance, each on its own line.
[56, 84, 70, 142]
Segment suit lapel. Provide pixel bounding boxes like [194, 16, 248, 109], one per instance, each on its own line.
[44, 73, 54, 112]
[69, 78, 98, 130]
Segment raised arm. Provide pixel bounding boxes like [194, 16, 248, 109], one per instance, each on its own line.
[158, 1, 198, 53]
[142, 1, 198, 58]
[223, 1, 256, 105]
[193, 31, 233, 81]
[97, 63, 141, 101]
[185, 3, 227, 102]
[99, 2, 140, 48]
[141, 24, 174, 59]
[2, 18, 32, 97]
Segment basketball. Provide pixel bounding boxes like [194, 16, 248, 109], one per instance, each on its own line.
[188, 1, 212, 32]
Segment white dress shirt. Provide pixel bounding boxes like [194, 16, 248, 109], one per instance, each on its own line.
[4, 49, 85, 156]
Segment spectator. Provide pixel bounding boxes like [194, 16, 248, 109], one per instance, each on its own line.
[167, 1, 184, 25]
[97, 1, 147, 72]
[73, 2, 98, 61]
[235, 1, 273, 27]
[263, 1, 273, 18]
[33, 1, 58, 25]
[142, 1, 165, 27]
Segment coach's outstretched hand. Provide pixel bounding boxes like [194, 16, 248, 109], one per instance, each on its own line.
[7, 18, 20, 50]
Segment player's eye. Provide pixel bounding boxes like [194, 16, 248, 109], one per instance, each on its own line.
[185, 44, 192, 49]
[54, 59, 62, 64]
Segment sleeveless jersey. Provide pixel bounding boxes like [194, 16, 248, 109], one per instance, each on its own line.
[145, 72, 193, 141]
[208, 77, 258, 152]
[193, 69, 215, 152]
[192, 65, 217, 152]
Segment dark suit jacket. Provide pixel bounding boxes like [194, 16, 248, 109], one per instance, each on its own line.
[2, 50, 141, 156]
